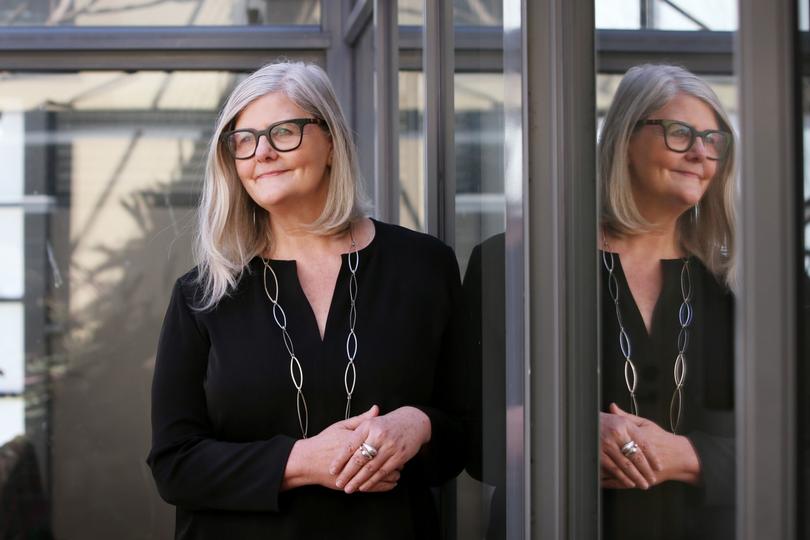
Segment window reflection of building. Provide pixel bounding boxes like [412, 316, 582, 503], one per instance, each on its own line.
[0, 71, 241, 538]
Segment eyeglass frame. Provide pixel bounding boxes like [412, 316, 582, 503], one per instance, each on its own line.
[635, 119, 731, 161]
[221, 117, 327, 160]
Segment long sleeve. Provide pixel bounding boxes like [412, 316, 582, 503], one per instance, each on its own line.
[146, 278, 297, 512]
[405, 244, 470, 486]
[689, 430, 735, 507]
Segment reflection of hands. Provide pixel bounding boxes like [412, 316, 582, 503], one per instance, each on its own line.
[282, 405, 400, 492]
[603, 403, 701, 489]
[330, 406, 432, 494]
[600, 404, 662, 490]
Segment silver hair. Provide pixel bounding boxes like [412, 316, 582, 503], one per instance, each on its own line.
[194, 61, 369, 310]
[598, 64, 737, 287]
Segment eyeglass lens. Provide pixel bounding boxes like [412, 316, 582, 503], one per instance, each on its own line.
[664, 121, 728, 159]
[228, 121, 304, 158]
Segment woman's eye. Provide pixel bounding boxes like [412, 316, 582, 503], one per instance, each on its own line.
[273, 124, 297, 138]
[669, 125, 691, 138]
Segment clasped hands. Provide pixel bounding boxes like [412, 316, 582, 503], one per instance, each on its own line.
[600, 403, 701, 490]
[283, 404, 431, 494]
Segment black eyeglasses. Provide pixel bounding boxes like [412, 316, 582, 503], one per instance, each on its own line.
[221, 117, 327, 160]
[636, 119, 731, 161]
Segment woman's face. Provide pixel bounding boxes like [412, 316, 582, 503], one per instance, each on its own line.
[627, 93, 720, 220]
[231, 92, 332, 214]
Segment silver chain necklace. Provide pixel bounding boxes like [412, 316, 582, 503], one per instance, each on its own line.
[601, 235, 693, 433]
[261, 227, 359, 438]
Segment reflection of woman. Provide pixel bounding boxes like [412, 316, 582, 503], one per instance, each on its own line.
[598, 64, 736, 540]
[147, 62, 467, 539]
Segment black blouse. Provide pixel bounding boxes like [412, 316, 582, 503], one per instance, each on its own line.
[147, 220, 468, 540]
[601, 253, 735, 540]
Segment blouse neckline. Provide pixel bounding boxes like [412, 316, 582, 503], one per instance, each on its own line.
[255, 218, 380, 265]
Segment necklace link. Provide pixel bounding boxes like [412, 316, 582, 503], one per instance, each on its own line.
[601, 235, 692, 433]
[262, 225, 360, 438]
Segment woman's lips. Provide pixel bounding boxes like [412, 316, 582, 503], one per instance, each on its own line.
[674, 170, 701, 179]
[256, 169, 289, 179]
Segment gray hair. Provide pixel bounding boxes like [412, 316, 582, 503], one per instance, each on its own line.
[194, 61, 369, 310]
[598, 64, 737, 286]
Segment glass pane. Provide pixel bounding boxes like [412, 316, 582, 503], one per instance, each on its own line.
[0, 208, 24, 298]
[596, 0, 737, 30]
[399, 0, 423, 26]
[0, 302, 24, 394]
[452, 0, 506, 532]
[0, 0, 320, 26]
[455, 71, 506, 540]
[596, 0, 642, 29]
[0, 109, 24, 201]
[453, 0, 502, 26]
[597, 74, 738, 129]
[399, 71, 426, 232]
[0, 397, 25, 446]
[398, 0, 502, 26]
[0, 70, 239, 539]
[597, 66, 737, 539]
[799, 0, 810, 534]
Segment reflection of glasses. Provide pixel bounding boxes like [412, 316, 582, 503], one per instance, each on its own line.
[636, 119, 731, 161]
[222, 117, 326, 159]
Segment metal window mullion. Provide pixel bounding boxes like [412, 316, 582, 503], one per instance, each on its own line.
[423, 0, 454, 242]
[736, 0, 797, 539]
[502, 0, 528, 538]
[325, 0, 354, 123]
[372, 0, 398, 223]
[344, 0, 372, 46]
[0, 26, 330, 50]
[0, 50, 326, 71]
[525, 0, 597, 539]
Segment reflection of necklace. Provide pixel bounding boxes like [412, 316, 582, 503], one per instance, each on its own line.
[601, 235, 693, 433]
[261, 226, 359, 438]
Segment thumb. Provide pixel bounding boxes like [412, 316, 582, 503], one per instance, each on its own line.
[342, 404, 379, 429]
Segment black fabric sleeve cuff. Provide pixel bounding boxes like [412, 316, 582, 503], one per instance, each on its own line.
[688, 431, 735, 507]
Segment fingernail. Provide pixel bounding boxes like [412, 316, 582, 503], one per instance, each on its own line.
[329, 468, 336, 475]
[335, 480, 343, 488]
[345, 485, 354, 494]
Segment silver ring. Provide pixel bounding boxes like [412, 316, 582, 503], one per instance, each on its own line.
[620, 440, 640, 457]
[359, 442, 378, 460]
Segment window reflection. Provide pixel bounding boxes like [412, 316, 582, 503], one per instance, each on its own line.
[0, 70, 239, 539]
[597, 65, 737, 540]
[455, 71, 505, 540]
[595, 0, 737, 31]
[0, 0, 320, 26]
[398, 0, 502, 27]
[798, 2, 810, 534]
[399, 71, 426, 232]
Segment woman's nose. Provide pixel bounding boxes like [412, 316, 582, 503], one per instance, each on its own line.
[686, 136, 708, 160]
[254, 134, 278, 160]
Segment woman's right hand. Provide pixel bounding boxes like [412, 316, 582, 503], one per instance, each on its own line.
[281, 405, 401, 492]
[600, 405, 662, 490]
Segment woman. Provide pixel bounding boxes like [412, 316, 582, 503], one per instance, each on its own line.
[598, 64, 736, 540]
[147, 61, 467, 539]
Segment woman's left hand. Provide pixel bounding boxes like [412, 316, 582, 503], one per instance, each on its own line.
[329, 406, 432, 494]
[602, 403, 702, 489]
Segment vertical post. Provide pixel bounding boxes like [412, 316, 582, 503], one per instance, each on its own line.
[524, 0, 598, 538]
[372, 0, 399, 222]
[324, 0, 354, 122]
[423, 0, 455, 244]
[736, 0, 797, 538]
[502, 0, 528, 538]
